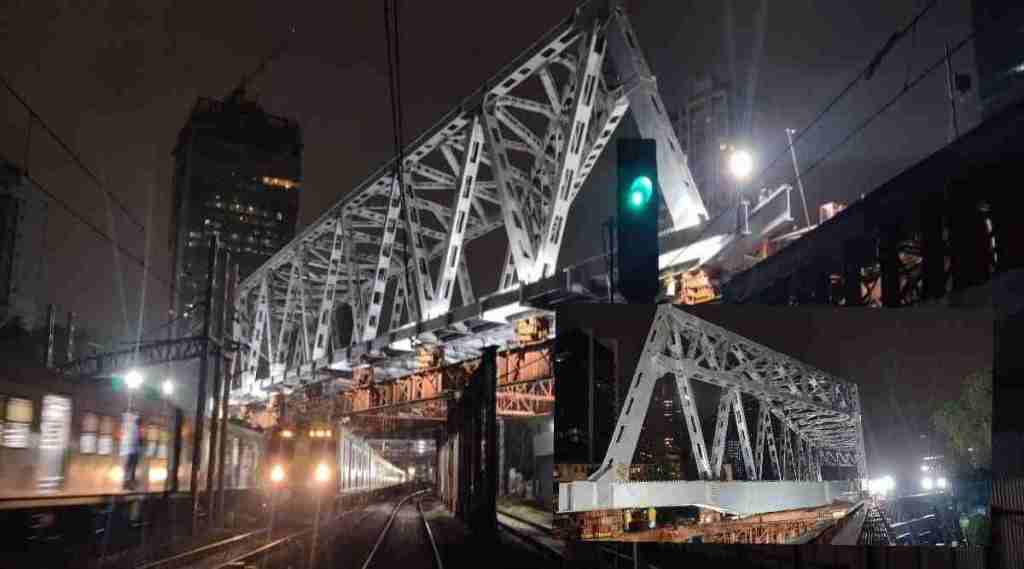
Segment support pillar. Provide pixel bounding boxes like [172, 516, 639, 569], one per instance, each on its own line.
[920, 193, 947, 300]
[480, 346, 497, 540]
[948, 189, 991, 292]
[842, 242, 863, 307]
[880, 226, 903, 308]
[45, 304, 55, 368]
[497, 417, 505, 497]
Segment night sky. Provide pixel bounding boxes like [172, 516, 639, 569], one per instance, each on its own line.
[555, 304, 993, 485]
[0, 1, 981, 345]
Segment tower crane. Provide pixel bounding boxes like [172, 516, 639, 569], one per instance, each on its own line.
[226, 27, 295, 104]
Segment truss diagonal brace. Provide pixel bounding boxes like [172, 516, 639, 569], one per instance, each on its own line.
[429, 116, 484, 318]
[709, 389, 732, 479]
[360, 182, 404, 342]
[532, 20, 607, 282]
[312, 217, 345, 361]
[675, 365, 712, 480]
[590, 312, 672, 483]
[606, 5, 707, 230]
[733, 389, 756, 481]
[243, 276, 271, 393]
[482, 106, 537, 280]
[271, 262, 301, 381]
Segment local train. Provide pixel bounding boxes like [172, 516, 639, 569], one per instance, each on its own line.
[263, 421, 407, 517]
[0, 361, 406, 507]
[0, 362, 264, 501]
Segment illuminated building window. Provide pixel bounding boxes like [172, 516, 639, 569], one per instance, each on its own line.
[276, 212, 283, 221]
[262, 176, 298, 190]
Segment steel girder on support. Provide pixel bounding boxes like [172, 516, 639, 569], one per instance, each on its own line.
[588, 305, 865, 489]
[232, 2, 711, 396]
[58, 336, 212, 378]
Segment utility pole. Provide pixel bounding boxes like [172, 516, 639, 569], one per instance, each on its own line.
[215, 259, 235, 525]
[191, 235, 219, 535]
[65, 311, 75, 363]
[45, 304, 56, 368]
[785, 128, 812, 227]
[205, 249, 229, 524]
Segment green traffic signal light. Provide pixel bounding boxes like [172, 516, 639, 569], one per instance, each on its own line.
[628, 175, 654, 209]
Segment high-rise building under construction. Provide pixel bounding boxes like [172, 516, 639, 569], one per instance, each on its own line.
[170, 94, 302, 335]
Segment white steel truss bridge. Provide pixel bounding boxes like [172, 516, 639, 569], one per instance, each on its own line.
[228, 1, 795, 402]
[559, 305, 868, 516]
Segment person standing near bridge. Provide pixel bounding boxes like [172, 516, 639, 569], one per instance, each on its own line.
[122, 416, 144, 490]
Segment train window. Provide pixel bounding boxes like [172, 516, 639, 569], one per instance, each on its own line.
[158, 430, 169, 459]
[98, 416, 115, 455]
[80, 413, 99, 454]
[145, 425, 160, 457]
[3, 397, 33, 448]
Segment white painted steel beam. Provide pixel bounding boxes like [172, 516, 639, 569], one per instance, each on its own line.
[559, 479, 859, 515]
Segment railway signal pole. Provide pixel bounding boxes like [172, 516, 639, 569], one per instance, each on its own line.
[616, 139, 660, 304]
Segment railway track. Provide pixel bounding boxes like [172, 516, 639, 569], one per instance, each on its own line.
[360, 489, 441, 569]
[136, 499, 381, 569]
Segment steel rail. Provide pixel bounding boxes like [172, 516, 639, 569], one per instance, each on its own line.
[206, 488, 408, 569]
[360, 489, 430, 569]
[136, 528, 267, 569]
[416, 496, 444, 569]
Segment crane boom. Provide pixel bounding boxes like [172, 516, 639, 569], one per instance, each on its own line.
[228, 28, 294, 102]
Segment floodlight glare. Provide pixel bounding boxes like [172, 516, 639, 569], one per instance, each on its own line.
[728, 149, 754, 180]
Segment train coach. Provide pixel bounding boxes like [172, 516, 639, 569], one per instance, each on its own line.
[263, 422, 406, 515]
[0, 362, 265, 503]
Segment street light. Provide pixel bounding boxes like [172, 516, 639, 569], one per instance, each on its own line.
[937, 477, 948, 489]
[162, 379, 174, 397]
[922, 477, 934, 491]
[728, 149, 754, 180]
[125, 369, 144, 390]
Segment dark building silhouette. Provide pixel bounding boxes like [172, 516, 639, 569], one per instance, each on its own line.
[170, 95, 302, 335]
[972, 1, 1024, 118]
[0, 158, 47, 331]
[676, 75, 741, 220]
[554, 329, 617, 466]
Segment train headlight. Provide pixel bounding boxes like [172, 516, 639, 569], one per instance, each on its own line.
[149, 467, 168, 483]
[281, 429, 293, 439]
[271, 464, 286, 484]
[108, 466, 124, 482]
[314, 463, 330, 483]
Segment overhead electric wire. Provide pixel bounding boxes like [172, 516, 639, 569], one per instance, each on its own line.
[383, 0, 422, 329]
[746, 0, 939, 188]
[23, 172, 176, 292]
[663, 1, 974, 273]
[786, 25, 981, 196]
[0, 73, 147, 234]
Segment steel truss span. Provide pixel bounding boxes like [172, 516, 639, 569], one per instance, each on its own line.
[229, 1, 708, 401]
[560, 305, 867, 515]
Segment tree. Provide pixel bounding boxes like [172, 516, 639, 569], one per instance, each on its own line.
[931, 369, 992, 470]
